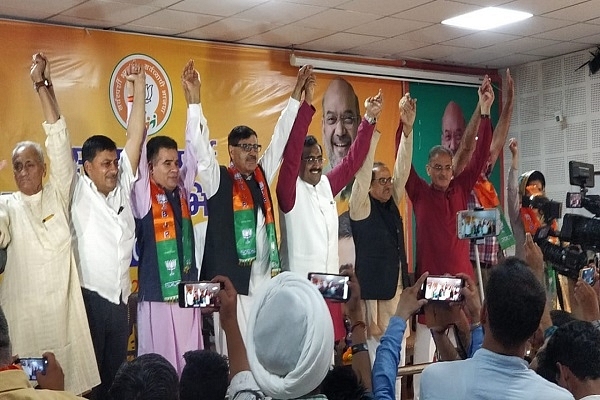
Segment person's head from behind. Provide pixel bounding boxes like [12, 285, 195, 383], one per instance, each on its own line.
[228, 125, 260, 176]
[109, 353, 178, 400]
[12, 141, 46, 196]
[426, 145, 453, 191]
[370, 162, 392, 203]
[82, 135, 118, 196]
[483, 257, 546, 351]
[538, 320, 600, 398]
[147, 136, 179, 191]
[180, 350, 229, 400]
[0, 305, 11, 367]
[321, 365, 365, 400]
[300, 135, 324, 186]
[322, 78, 360, 168]
[246, 272, 334, 399]
[441, 101, 465, 155]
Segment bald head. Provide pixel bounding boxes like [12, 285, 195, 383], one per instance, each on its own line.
[322, 78, 360, 168]
[441, 101, 466, 155]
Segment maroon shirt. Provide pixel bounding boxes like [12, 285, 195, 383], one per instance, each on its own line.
[406, 118, 492, 278]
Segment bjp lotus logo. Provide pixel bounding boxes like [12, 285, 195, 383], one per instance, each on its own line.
[109, 54, 172, 136]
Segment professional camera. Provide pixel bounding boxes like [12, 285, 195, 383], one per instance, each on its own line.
[534, 161, 600, 279]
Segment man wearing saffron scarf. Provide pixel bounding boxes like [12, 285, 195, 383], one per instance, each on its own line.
[132, 60, 204, 373]
[197, 66, 312, 342]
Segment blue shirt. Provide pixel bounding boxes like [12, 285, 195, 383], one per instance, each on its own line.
[420, 348, 574, 400]
[372, 317, 484, 400]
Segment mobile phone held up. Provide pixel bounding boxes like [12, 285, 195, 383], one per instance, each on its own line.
[308, 272, 350, 302]
[579, 266, 596, 285]
[17, 357, 48, 381]
[421, 275, 465, 302]
[178, 281, 223, 309]
[457, 208, 500, 240]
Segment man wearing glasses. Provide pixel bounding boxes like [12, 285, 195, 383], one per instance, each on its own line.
[197, 66, 311, 337]
[348, 93, 415, 376]
[277, 74, 382, 279]
[406, 77, 495, 398]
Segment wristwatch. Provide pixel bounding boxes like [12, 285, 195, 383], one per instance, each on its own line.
[351, 343, 368, 355]
[364, 113, 377, 125]
[34, 79, 52, 92]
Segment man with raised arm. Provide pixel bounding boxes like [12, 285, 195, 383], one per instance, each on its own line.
[349, 93, 415, 372]
[408, 77, 495, 399]
[444, 71, 515, 277]
[71, 62, 145, 399]
[0, 53, 99, 394]
[277, 71, 382, 277]
[197, 66, 310, 335]
[131, 60, 204, 373]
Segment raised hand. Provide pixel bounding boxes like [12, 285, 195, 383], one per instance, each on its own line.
[36, 352, 65, 391]
[365, 89, 383, 122]
[213, 275, 238, 332]
[395, 272, 428, 320]
[304, 73, 316, 106]
[30, 53, 48, 83]
[508, 137, 518, 156]
[292, 65, 313, 101]
[181, 59, 201, 105]
[478, 75, 494, 115]
[456, 273, 481, 323]
[399, 92, 417, 135]
[574, 278, 600, 322]
[524, 233, 545, 283]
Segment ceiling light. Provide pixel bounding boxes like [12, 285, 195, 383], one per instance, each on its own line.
[442, 7, 533, 30]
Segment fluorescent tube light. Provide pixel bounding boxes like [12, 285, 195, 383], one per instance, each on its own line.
[290, 55, 482, 87]
[442, 7, 533, 30]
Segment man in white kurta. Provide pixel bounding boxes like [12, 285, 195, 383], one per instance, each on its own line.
[0, 54, 99, 395]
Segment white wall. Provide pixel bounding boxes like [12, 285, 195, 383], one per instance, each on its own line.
[502, 47, 600, 221]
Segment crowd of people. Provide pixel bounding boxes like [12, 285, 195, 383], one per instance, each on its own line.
[1, 52, 599, 400]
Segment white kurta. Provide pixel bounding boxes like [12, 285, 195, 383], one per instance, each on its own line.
[0, 117, 100, 395]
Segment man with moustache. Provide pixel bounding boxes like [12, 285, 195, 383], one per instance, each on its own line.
[197, 66, 311, 337]
[442, 71, 514, 274]
[71, 62, 146, 399]
[407, 77, 495, 399]
[322, 78, 361, 171]
[349, 93, 416, 371]
[277, 72, 382, 278]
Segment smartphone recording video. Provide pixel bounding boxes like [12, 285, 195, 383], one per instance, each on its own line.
[422, 275, 465, 302]
[19, 357, 47, 381]
[566, 192, 583, 208]
[178, 282, 222, 309]
[579, 266, 595, 285]
[457, 208, 500, 240]
[308, 272, 350, 302]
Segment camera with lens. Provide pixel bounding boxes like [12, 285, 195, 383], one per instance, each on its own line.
[533, 161, 600, 279]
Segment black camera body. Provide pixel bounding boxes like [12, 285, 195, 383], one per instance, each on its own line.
[534, 161, 600, 279]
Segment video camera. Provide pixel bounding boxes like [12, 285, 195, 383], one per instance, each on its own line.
[533, 161, 600, 279]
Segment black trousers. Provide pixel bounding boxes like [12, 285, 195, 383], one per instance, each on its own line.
[82, 288, 128, 400]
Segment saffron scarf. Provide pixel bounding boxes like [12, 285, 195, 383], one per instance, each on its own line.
[227, 163, 281, 277]
[150, 181, 193, 301]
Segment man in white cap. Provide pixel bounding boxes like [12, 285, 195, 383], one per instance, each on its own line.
[215, 271, 335, 400]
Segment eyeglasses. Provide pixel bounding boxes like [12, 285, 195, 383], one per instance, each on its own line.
[232, 143, 262, 152]
[428, 164, 453, 172]
[302, 156, 325, 164]
[372, 177, 393, 185]
[324, 114, 359, 127]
